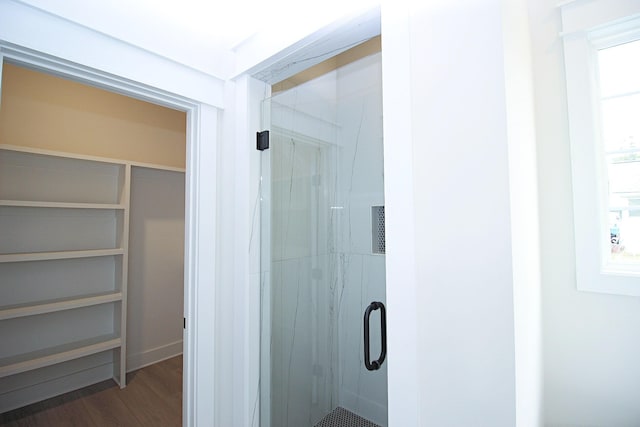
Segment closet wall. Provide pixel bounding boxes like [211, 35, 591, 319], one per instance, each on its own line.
[0, 63, 185, 168]
[128, 167, 184, 369]
[0, 63, 186, 412]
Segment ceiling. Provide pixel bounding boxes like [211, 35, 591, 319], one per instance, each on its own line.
[16, 0, 380, 52]
[17, 0, 262, 52]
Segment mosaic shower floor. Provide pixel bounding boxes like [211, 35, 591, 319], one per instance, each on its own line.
[314, 407, 381, 427]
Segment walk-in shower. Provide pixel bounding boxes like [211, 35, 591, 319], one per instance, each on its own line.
[259, 49, 387, 427]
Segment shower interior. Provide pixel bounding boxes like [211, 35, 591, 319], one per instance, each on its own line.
[260, 44, 387, 427]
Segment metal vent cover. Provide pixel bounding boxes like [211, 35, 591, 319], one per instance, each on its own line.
[371, 205, 385, 254]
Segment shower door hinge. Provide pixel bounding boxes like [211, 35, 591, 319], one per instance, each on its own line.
[183, 318, 186, 329]
[257, 130, 269, 151]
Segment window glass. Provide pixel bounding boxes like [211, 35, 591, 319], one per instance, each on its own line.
[598, 39, 640, 98]
[598, 39, 640, 264]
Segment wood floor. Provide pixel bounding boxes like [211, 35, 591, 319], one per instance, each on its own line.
[0, 356, 182, 427]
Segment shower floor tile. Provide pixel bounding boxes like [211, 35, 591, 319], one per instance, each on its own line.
[314, 407, 381, 427]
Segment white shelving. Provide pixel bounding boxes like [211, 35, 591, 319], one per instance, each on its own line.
[0, 291, 123, 321]
[0, 146, 130, 389]
[0, 248, 124, 263]
[0, 200, 125, 210]
[0, 335, 122, 378]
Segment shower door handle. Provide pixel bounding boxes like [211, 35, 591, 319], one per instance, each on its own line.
[363, 301, 387, 371]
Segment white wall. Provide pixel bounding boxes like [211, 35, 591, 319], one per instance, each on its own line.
[528, 0, 640, 425]
[379, 5, 420, 424]
[502, 0, 542, 424]
[128, 167, 185, 371]
[410, 1, 516, 424]
[380, 0, 543, 425]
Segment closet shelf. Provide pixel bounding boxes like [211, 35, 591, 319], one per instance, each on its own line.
[0, 292, 123, 321]
[0, 248, 124, 263]
[0, 200, 124, 210]
[0, 334, 121, 378]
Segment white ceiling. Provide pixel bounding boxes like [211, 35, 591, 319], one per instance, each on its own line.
[17, 0, 261, 51]
[13, 0, 379, 79]
[17, 0, 380, 51]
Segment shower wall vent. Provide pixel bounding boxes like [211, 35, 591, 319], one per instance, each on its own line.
[371, 206, 385, 255]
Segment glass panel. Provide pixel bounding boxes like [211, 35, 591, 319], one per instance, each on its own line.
[598, 39, 640, 98]
[598, 39, 640, 267]
[609, 208, 640, 262]
[260, 52, 387, 427]
[600, 94, 640, 152]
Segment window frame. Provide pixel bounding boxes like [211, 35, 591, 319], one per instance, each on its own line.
[562, 1, 640, 296]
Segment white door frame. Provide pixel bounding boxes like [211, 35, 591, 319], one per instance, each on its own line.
[236, 5, 420, 426]
[0, 42, 218, 427]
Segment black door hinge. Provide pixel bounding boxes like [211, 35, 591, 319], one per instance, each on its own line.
[257, 130, 269, 151]
[183, 318, 186, 329]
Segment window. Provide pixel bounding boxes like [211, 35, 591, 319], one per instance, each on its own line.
[597, 38, 640, 266]
[561, 0, 640, 295]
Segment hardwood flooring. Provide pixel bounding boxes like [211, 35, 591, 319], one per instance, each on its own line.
[0, 356, 182, 427]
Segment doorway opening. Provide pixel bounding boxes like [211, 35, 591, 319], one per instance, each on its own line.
[0, 57, 189, 425]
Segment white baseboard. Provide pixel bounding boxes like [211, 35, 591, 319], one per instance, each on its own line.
[126, 340, 183, 372]
[341, 389, 388, 427]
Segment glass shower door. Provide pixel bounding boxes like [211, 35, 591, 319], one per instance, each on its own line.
[260, 51, 387, 427]
[261, 123, 334, 427]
